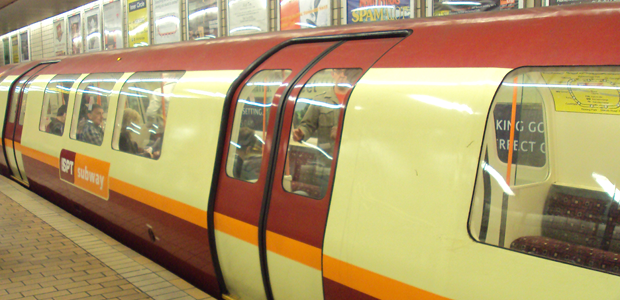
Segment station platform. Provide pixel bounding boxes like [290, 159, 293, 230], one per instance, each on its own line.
[0, 176, 216, 300]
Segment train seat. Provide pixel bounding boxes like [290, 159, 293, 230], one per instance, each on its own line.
[511, 185, 620, 275]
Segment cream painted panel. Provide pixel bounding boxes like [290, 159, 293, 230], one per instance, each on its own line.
[323, 67, 620, 299]
[267, 251, 322, 300]
[215, 230, 267, 300]
[0, 75, 18, 128]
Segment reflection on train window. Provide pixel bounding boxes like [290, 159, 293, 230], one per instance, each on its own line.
[283, 68, 362, 199]
[470, 67, 620, 276]
[39, 74, 80, 136]
[226, 69, 292, 182]
[8, 76, 29, 124]
[112, 71, 185, 159]
[70, 73, 123, 146]
[18, 77, 39, 126]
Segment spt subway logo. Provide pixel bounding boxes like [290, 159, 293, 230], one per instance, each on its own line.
[59, 149, 110, 200]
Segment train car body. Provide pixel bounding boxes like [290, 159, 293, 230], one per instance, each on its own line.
[1, 3, 620, 299]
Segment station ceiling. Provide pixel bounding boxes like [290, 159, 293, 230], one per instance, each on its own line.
[0, 0, 93, 36]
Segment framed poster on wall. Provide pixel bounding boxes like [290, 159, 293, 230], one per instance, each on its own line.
[280, 0, 330, 30]
[428, 0, 522, 16]
[68, 12, 83, 54]
[128, 0, 150, 47]
[53, 17, 68, 56]
[103, 0, 124, 50]
[227, 0, 269, 36]
[0, 38, 4, 66]
[344, 0, 411, 24]
[11, 35, 18, 64]
[153, 0, 182, 44]
[187, 0, 218, 40]
[2, 38, 8, 65]
[19, 30, 29, 62]
[84, 5, 102, 52]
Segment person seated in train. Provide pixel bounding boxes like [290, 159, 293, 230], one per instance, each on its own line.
[119, 108, 141, 154]
[292, 68, 360, 154]
[233, 127, 262, 181]
[79, 104, 104, 146]
[46, 104, 67, 136]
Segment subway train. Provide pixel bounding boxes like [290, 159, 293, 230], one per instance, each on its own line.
[1, 3, 620, 299]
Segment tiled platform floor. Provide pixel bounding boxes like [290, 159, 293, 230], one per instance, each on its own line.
[0, 176, 216, 300]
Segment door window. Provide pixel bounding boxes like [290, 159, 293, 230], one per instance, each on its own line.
[39, 74, 80, 136]
[283, 68, 362, 199]
[225, 69, 292, 182]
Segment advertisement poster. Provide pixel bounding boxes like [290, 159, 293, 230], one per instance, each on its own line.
[19, 31, 29, 61]
[228, 0, 268, 36]
[281, 0, 330, 30]
[153, 0, 181, 44]
[11, 35, 19, 64]
[53, 17, 67, 56]
[128, 0, 149, 47]
[68, 13, 83, 54]
[431, 0, 519, 16]
[85, 5, 102, 52]
[2, 38, 8, 65]
[547, 0, 610, 5]
[187, 0, 218, 40]
[346, 0, 410, 24]
[103, 0, 124, 50]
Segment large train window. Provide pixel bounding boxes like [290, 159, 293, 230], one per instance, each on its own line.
[39, 74, 80, 136]
[225, 69, 292, 182]
[112, 71, 185, 159]
[283, 68, 362, 199]
[470, 67, 620, 276]
[70, 73, 123, 146]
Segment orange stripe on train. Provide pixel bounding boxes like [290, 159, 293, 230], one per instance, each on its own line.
[323, 255, 450, 300]
[214, 212, 259, 246]
[266, 230, 321, 270]
[17, 143, 208, 229]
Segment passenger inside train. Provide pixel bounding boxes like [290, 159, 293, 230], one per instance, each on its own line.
[226, 69, 292, 182]
[112, 71, 184, 159]
[285, 68, 361, 198]
[45, 104, 67, 136]
[79, 104, 105, 145]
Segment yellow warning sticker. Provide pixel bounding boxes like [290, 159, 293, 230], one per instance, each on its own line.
[541, 72, 620, 115]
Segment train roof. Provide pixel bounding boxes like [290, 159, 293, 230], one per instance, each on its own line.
[4, 2, 620, 76]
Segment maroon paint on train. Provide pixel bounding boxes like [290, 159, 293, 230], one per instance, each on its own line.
[21, 156, 221, 296]
[323, 278, 379, 300]
[375, 3, 620, 69]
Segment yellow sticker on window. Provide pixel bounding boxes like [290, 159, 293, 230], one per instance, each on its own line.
[541, 72, 620, 115]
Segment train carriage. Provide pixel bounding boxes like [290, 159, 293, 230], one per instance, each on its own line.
[0, 3, 620, 299]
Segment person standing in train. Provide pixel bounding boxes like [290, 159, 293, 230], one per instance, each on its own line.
[46, 104, 67, 136]
[80, 104, 105, 146]
[292, 68, 359, 153]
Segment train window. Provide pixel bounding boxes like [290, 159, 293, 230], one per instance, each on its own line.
[112, 71, 185, 159]
[18, 76, 40, 126]
[70, 73, 123, 146]
[39, 74, 80, 136]
[8, 76, 29, 124]
[470, 67, 620, 276]
[226, 69, 292, 182]
[283, 68, 362, 199]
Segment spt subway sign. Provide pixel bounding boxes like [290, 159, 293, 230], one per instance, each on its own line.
[59, 149, 110, 200]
